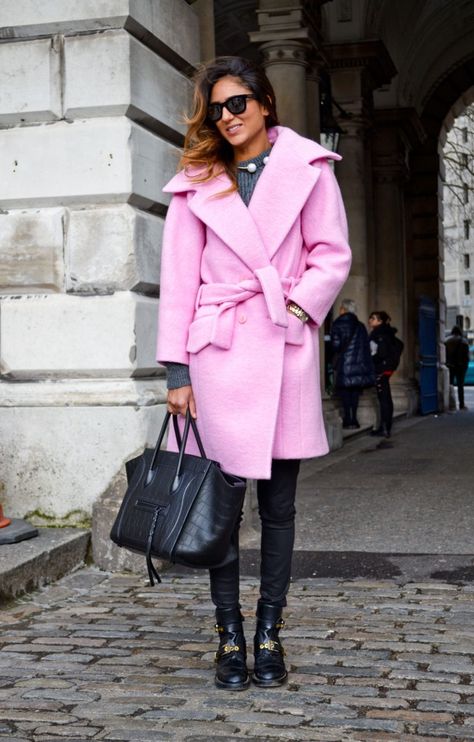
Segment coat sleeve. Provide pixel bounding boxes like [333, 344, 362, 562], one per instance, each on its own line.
[287, 160, 352, 327]
[156, 193, 205, 366]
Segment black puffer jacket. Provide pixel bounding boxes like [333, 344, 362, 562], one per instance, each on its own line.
[330, 312, 375, 388]
[369, 323, 400, 375]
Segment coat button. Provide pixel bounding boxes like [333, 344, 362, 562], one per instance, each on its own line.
[238, 314, 246, 324]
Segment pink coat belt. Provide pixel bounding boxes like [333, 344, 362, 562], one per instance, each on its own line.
[186, 266, 300, 353]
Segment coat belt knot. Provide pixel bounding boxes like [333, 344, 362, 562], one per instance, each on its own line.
[192, 269, 298, 351]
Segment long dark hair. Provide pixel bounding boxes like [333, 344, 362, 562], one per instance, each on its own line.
[180, 56, 279, 187]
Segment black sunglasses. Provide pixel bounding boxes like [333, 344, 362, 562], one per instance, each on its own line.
[207, 94, 256, 122]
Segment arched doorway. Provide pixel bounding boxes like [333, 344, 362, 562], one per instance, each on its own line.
[408, 68, 474, 409]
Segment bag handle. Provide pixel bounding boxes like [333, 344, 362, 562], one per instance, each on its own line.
[146, 409, 207, 487]
[172, 411, 206, 458]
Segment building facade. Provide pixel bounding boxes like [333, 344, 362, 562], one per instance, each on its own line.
[442, 109, 474, 338]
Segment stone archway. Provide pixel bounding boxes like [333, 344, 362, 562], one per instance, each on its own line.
[407, 60, 474, 403]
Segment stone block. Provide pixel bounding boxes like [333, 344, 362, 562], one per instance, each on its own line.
[0, 0, 200, 67]
[64, 30, 191, 138]
[0, 402, 166, 521]
[0, 118, 180, 209]
[129, 0, 200, 67]
[0, 208, 64, 292]
[65, 205, 163, 295]
[0, 0, 129, 37]
[0, 378, 166, 408]
[0, 37, 61, 124]
[0, 292, 159, 379]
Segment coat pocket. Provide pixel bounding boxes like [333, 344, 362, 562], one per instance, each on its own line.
[285, 312, 305, 345]
[186, 315, 213, 354]
[186, 305, 236, 353]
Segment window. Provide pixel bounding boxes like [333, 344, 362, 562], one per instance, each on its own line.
[465, 220, 471, 240]
[464, 280, 471, 295]
[463, 127, 468, 143]
[464, 254, 470, 269]
[464, 184, 469, 204]
[462, 152, 469, 168]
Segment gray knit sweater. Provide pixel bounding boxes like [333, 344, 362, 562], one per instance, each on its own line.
[164, 148, 272, 390]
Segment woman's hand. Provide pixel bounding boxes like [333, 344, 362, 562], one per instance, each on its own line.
[167, 385, 197, 419]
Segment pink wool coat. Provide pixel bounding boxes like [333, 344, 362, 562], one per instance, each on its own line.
[156, 126, 352, 479]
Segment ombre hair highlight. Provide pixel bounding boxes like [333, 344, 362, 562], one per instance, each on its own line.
[180, 56, 279, 188]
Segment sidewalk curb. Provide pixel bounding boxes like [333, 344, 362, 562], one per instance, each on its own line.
[0, 527, 90, 603]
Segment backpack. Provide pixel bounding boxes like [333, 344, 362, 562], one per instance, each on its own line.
[385, 336, 404, 371]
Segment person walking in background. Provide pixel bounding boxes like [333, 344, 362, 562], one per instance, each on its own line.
[445, 326, 469, 410]
[368, 310, 404, 438]
[330, 299, 374, 429]
[156, 56, 351, 691]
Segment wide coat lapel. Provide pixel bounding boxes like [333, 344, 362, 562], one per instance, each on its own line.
[248, 128, 325, 260]
[164, 170, 270, 273]
[163, 127, 341, 268]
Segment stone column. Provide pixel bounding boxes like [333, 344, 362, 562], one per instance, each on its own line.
[0, 0, 200, 570]
[321, 42, 397, 430]
[372, 109, 425, 416]
[259, 40, 309, 134]
[249, 1, 325, 137]
[325, 42, 397, 325]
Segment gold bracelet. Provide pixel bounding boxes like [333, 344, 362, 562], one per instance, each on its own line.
[286, 302, 310, 323]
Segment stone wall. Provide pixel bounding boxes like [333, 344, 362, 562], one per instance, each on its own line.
[0, 1, 199, 564]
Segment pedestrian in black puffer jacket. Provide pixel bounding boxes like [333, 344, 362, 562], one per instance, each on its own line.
[368, 310, 402, 438]
[331, 299, 375, 429]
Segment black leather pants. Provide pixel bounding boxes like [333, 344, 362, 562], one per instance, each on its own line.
[209, 459, 300, 610]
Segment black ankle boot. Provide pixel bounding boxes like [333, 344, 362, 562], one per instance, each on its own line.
[214, 607, 250, 691]
[252, 603, 288, 687]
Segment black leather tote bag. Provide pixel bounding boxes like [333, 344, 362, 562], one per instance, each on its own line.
[110, 410, 246, 585]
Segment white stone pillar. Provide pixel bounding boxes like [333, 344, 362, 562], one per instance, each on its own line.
[259, 41, 309, 135]
[249, 1, 323, 137]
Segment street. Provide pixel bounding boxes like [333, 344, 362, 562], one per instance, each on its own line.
[1, 570, 474, 741]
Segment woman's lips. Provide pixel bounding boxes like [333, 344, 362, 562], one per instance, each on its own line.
[226, 123, 242, 136]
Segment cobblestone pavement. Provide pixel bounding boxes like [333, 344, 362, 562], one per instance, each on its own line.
[1, 568, 474, 741]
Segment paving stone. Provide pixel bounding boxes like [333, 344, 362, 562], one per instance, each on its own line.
[33, 725, 100, 737]
[102, 732, 174, 741]
[21, 688, 99, 702]
[417, 724, 474, 739]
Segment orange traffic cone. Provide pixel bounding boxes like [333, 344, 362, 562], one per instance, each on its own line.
[0, 505, 11, 528]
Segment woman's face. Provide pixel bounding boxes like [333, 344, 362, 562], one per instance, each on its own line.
[368, 314, 382, 328]
[209, 75, 270, 158]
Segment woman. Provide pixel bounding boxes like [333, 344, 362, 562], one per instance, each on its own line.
[156, 56, 351, 691]
[368, 310, 402, 437]
[330, 299, 375, 429]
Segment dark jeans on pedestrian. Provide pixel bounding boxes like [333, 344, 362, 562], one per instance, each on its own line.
[449, 365, 467, 408]
[339, 386, 361, 426]
[209, 458, 301, 610]
[375, 373, 393, 433]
